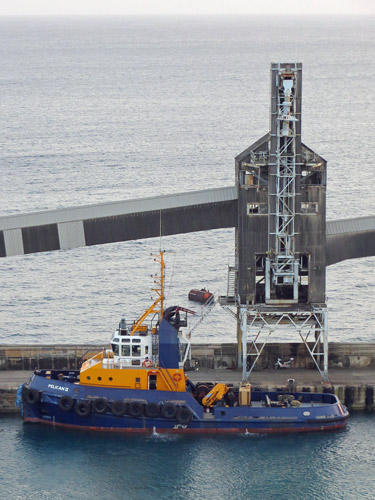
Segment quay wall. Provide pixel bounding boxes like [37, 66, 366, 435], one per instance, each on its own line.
[0, 342, 375, 413]
[1, 342, 375, 372]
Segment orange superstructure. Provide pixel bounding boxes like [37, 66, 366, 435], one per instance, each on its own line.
[80, 356, 186, 392]
[78, 251, 190, 393]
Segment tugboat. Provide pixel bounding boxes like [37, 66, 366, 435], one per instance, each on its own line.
[18, 252, 349, 434]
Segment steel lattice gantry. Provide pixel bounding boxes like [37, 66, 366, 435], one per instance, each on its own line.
[266, 63, 300, 302]
[230, 63, 329, 381]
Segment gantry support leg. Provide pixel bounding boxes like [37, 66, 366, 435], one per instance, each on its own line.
[237, 306, 243, 369]
[240, 306, 247, 381]
[239, 306, 329, 382]
[323, 309, 328, 381]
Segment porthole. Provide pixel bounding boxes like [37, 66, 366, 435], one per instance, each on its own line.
[109, 377, 113, 381]
[98, 377, 102, 381]
[87, 376, 91, 380]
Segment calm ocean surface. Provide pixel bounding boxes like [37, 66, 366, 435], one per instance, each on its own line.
[1, 413, 375, 500]
[1, 15, 374, 345]
[0, 15, 375, 499]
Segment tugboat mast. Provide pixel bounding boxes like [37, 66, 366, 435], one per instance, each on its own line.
[130, 251, 165, 335]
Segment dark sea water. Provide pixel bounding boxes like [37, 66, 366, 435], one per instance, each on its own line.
[0, 16, 375, 499]
[1, 413, 375, 500]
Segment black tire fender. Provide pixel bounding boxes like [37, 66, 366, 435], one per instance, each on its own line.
[145, 402, 160, 418]
[92, 397, 108, 414]
[111, 400, 126, 417]
[128, 401, 144, 418]
[176, 407, 193, 425]
[59, 395, 74, 412]
[25, 388, 40, 405]
[75, 400, 91, 417]
[161, 402, 177, 419]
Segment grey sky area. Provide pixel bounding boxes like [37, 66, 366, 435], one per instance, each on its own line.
[0, 0, 374, 16]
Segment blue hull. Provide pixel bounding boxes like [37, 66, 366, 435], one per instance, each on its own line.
[19, 373, 349, 434]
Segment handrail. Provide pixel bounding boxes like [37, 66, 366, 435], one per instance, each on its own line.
[187, 290, 219, 338]
[180, 291, 219, 365]
[158, 360, 178, 391]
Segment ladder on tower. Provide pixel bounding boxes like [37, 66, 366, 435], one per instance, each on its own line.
[219, 265, 238, 305]
[227, 266, 237, 301]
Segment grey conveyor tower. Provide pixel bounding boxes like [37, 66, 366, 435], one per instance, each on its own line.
[227, 63, 328, 380]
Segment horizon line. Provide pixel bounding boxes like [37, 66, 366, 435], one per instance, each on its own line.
[0, 12, 374, 17]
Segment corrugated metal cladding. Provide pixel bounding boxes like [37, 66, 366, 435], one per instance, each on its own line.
[57, 221, 86, 250]
[3, 228, 24, 256]
[84, 201, 237, 246]
[0, 186, 237, 231]
[0, 183, 373, 264]
[326, 216, 375, 235]
[22, 224, 60, 254]
[326, 231, 375, 266]
[0, 232, 5, 258]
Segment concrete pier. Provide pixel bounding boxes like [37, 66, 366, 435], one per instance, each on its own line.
[1, 342, 375, 413]
[2, 342, 375, 371]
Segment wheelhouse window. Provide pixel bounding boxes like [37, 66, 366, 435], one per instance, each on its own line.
[121, 345, 130, 356]
[111, 344, 119, 356]
[132, 345, 141, 357]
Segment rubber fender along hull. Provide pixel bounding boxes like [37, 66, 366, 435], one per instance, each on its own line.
[21, 398, 348, 434]
[20, 374, 349, 434]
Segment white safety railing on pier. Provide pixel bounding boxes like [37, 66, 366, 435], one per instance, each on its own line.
[180, 291, 219, 365]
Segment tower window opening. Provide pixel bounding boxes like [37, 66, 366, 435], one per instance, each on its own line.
[247, 203, 267, 215]
[301, 170, 323, 185]
[301, 202, 318, 214]
[300, 254, 309, 270]
[247, 203, 259, 214]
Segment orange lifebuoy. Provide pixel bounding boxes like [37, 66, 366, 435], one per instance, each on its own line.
[143, 359, 152, 368]
[173, 373, 182, 382]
